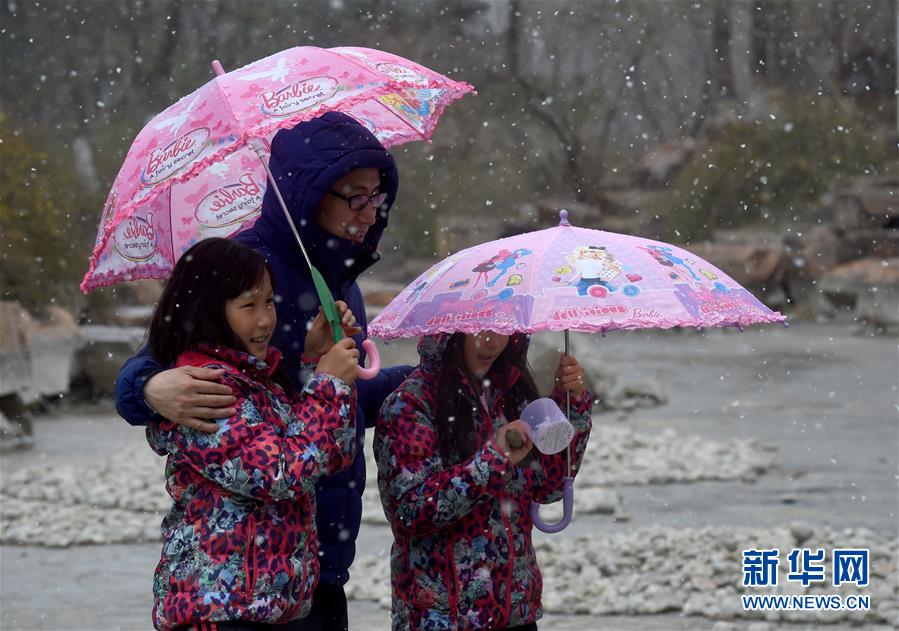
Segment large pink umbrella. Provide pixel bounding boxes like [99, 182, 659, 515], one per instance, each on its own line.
[80, 46, 474, 293]
[369, 210, 786, 531]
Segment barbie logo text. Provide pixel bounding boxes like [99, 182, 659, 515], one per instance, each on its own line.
[142, 128, 209, 186]
[260, 77, 338, 117]
[194, 173, 263, 228]
[114, 212, 157, 261]
[376, 63, 427, 85]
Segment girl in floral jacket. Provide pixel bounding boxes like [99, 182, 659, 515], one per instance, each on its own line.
[374, 331, 593, 631]
[144, 238, 361, 631]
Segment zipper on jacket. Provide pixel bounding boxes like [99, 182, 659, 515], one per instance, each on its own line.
[245, 513, 257, 605]
[449, 532, 460, 629]
[499, 489, 515, 624]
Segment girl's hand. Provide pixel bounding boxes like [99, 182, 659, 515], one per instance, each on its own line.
[304, 301, 363, 357]
[315, 338, 359, 385]
[554, 353, 585, 396]
[495, 420, 533, 465]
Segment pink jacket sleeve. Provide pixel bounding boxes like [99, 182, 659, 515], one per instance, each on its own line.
[374, 388, 513, 537]
[147, 371, 356, 501]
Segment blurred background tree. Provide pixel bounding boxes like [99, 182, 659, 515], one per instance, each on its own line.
[1, 0, 894, 313]
[667, 96, 888, 241]
[0, 117, 95, 313]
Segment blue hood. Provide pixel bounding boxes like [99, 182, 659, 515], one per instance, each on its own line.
[251, 111, 399, 288]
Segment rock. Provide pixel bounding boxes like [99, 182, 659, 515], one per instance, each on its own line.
[0, 407, 33, 452]
[818, 257, 899, 330]
[837, 227, 899, 261]
[831, 183, 897, 231]
[692, 575, 716, 592]
[610, 379, 669, 408]
[792, 225, 840, 280]
[790, 521, 813, 547]
[129, 279, 164, 306]
[23, 306, 81, 400]
[73, 325, 146, 397]
[825, 257, 899, 285]
[0, 302, 30, 356]
[686, 243, 788, 296]
[0, 302, 81, 404]
[576, 488, 624, 515]
[111, 305, 154, 327]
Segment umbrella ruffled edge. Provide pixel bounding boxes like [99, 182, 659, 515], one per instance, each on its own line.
[80, 78, 475, 294]
[79, 263, 175, 294]
[368, 310, 789, 340]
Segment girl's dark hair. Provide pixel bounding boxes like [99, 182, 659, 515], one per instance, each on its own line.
[148, 237, 274, 366]
[433, 332, 539, 462]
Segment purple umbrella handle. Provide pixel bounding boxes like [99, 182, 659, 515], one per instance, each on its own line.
[531, 477, 574, 533]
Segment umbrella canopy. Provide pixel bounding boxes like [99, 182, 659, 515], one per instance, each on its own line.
[81, 46, 474, 292]
[369, 210, 786, 340]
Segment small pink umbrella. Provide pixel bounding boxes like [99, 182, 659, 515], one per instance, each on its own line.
[369, 210, 786, 531]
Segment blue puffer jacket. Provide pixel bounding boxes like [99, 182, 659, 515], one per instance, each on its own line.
[115, 111, 412, 586]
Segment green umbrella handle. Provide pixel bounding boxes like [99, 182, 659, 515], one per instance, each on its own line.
[310, 265, 381, 380]
[311, 267, 343, 342]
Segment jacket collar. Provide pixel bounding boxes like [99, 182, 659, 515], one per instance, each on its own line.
[180, 343, 282, 381]
[258, 217, 381, 291]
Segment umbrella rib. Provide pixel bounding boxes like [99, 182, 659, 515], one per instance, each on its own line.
[373, 98, 429, 142]
[329, 48, 430, 142]
[211, 60, 248, 146]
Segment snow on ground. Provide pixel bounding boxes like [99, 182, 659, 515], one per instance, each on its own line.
[1, 420, 772, 545]
[347, 524, 898, 626]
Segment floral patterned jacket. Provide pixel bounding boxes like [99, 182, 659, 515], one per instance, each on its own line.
[374, 334, 592, 630]
[146, 344, 356, 630]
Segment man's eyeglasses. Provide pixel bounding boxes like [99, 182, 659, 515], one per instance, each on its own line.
[327, 189, 388, 212]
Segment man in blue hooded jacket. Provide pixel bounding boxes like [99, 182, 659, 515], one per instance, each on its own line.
[114, 112, 411, 630]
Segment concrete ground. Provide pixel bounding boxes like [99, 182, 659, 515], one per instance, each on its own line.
[1, 322, 896, 630]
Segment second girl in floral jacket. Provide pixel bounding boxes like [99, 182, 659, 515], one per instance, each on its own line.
[374, 332, 592, 630]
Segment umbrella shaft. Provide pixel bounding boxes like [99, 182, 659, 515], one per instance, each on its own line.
[212, 60, 314, 274]
[249, 138, 315, 273]
[565, 329, 571, 476]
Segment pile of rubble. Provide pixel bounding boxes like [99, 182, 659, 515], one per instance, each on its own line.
[0, 281, 159, 451]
